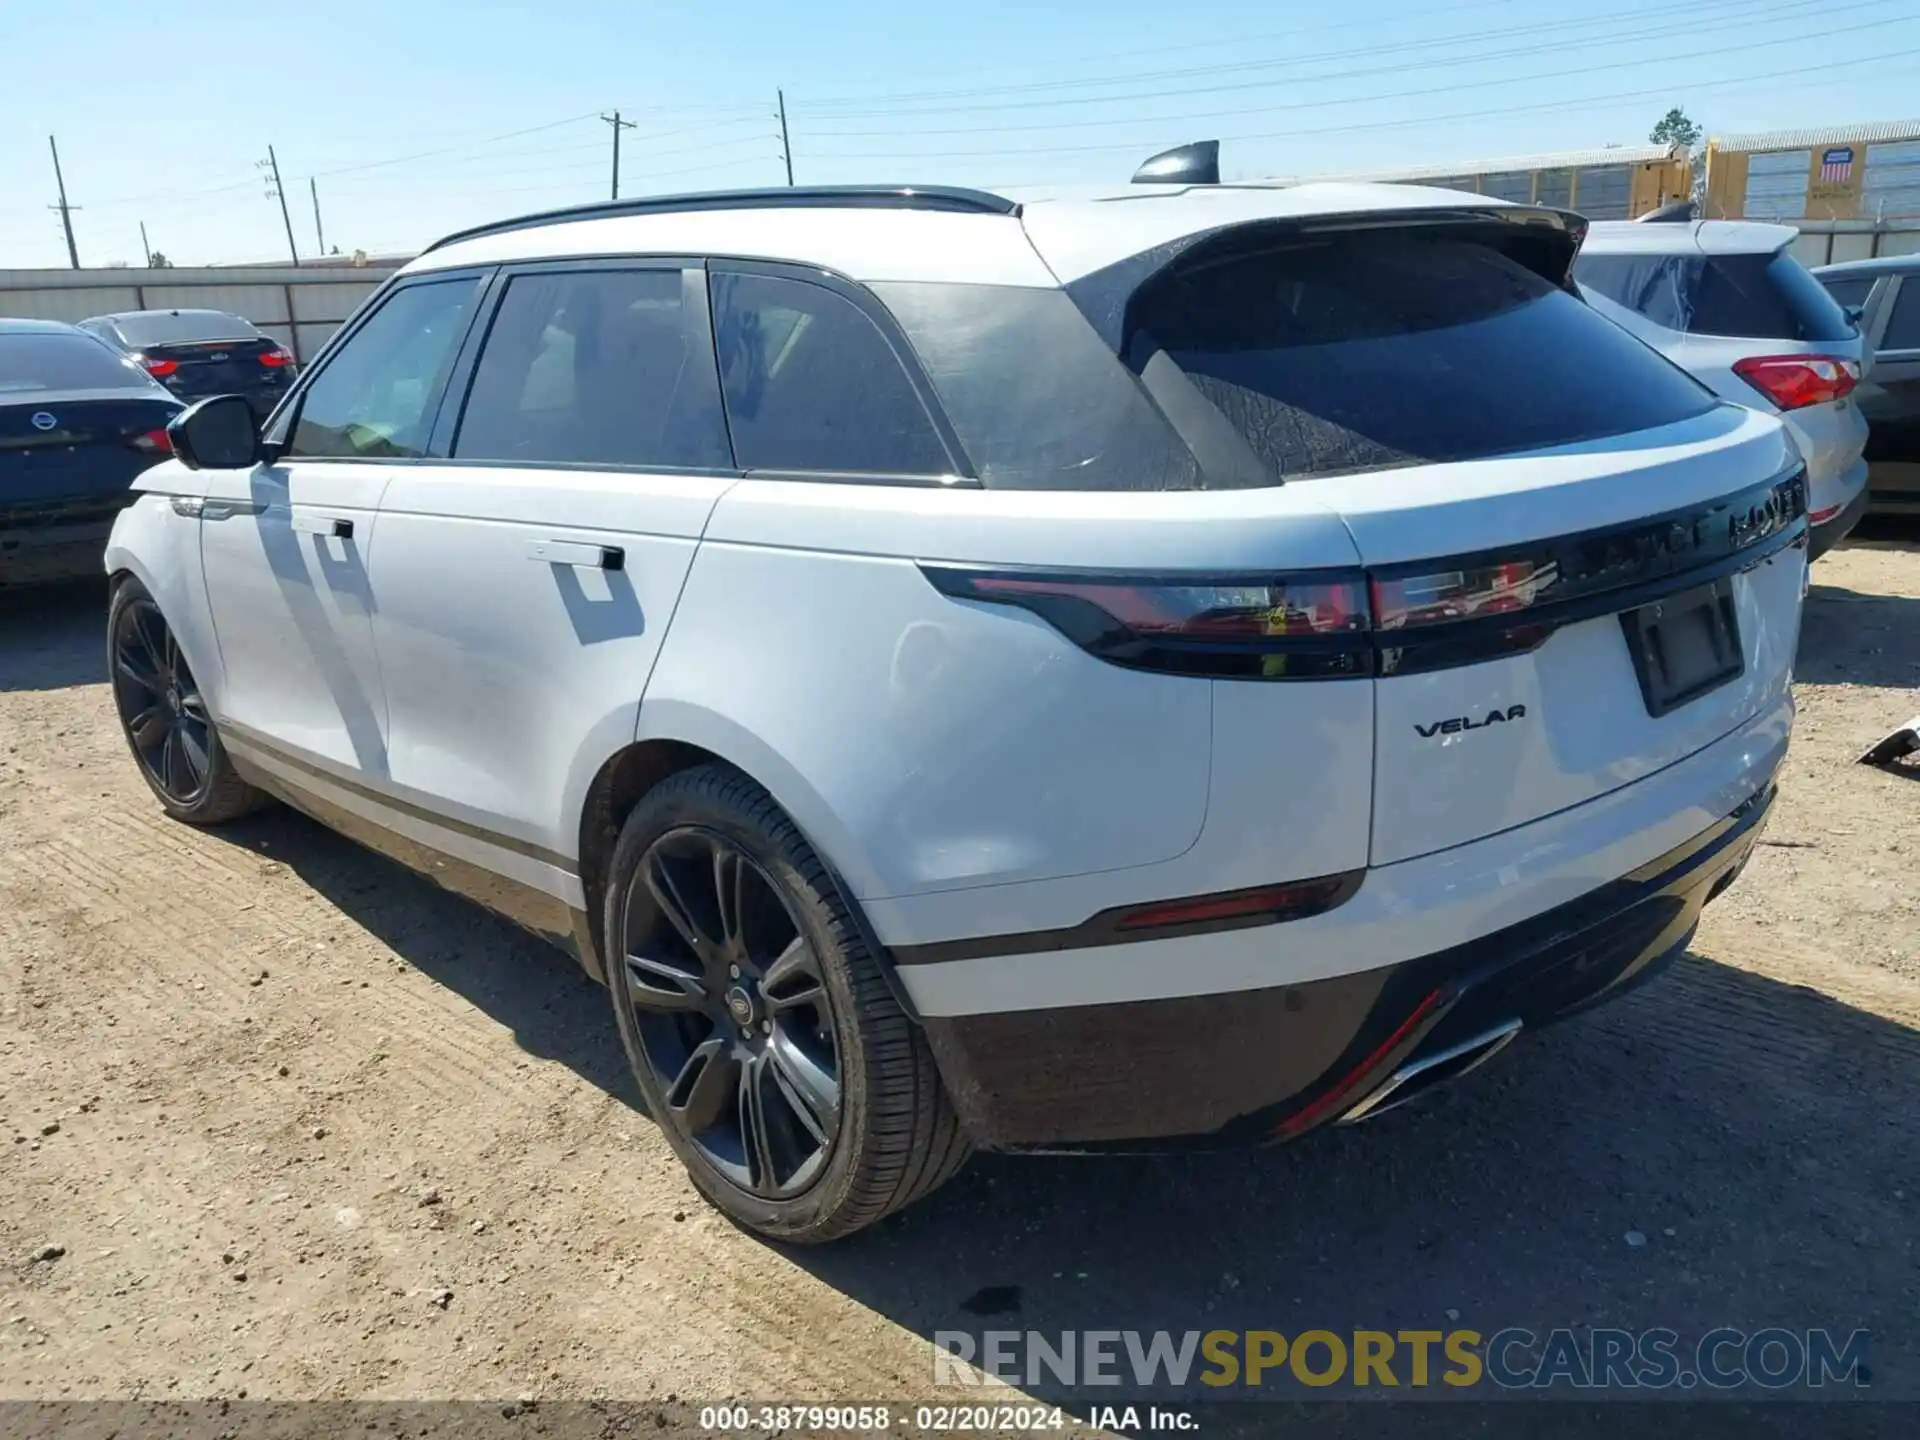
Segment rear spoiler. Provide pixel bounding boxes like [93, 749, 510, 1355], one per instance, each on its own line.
[1066, 204, 1590, 351]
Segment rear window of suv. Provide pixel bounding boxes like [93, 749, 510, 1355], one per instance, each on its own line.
[1576, 249, 1857, 342]
[1116, 233, 1716, 482]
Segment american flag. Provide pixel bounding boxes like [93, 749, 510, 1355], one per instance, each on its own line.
[1820, 147, 1855, 183]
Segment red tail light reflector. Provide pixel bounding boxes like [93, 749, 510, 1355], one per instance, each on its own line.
[1116, 874, 1359, 933]
[923, 567, 1372, 680]
[141, 356, 179, 378]
[1370, 558, 1557, 631]
[259, 349, 293, 368]
[129, 429, 172, 454]
[1732, 354, 1858, 411]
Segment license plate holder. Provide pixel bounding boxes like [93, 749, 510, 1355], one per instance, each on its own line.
[1620, 577, 1744, 718]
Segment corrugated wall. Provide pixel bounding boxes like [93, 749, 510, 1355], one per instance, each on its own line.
[0, 263, 402, 363]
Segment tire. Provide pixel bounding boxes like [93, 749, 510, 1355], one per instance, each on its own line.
[108, 576, 264, 825]
[603, 763, 969, 1242]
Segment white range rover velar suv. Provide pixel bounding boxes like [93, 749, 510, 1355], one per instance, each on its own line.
[105, 178, 1806, 1241]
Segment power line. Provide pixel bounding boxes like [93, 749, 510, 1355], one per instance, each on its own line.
[46, 135, 80, 269]
[602, 111, 638, 199]
[809, 43, 1920, 162]
[791, 0, 1843, 131]
[258, 145, 300, 265]
[793, 0, 1538, 105]
[797, 0, 1895, 142]
[791, 0, 1761, 112]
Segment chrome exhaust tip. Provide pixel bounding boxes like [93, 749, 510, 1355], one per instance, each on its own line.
[1337, 1018, 1523, 1126]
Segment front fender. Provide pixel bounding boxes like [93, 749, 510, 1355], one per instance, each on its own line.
[105, 491, 225, 714]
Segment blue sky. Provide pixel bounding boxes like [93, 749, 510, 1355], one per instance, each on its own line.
[2, 0, 1916, 267]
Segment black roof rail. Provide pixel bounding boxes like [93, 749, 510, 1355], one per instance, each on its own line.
[424, 185, 1021, 253]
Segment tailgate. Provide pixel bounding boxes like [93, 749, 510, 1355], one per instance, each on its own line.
[1346, 405, 1805, 864]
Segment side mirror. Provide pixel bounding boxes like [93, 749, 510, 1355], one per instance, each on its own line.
[169, 395, 261, 471]
[1844, 303, 1866, 327]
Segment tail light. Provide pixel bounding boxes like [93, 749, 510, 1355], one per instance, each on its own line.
[920, 469, 1808, 682]
[141, 356, 179, 378]
[129, 429, 172, 454]
[1732, 355, 1859, 410]
[919, 567, 1370, 679]
[259, 349, 293, 368]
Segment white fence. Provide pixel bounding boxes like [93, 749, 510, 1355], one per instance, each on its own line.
[1782, 220, 1920, 268]
[0, 262, 406, 364]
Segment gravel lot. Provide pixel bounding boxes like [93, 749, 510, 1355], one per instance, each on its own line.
[1, 535, 1916, 1409]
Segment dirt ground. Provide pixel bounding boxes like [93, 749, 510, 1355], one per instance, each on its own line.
[1, 532, 1917, 1409]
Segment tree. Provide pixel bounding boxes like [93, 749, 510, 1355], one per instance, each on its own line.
[147, 251, 173, 268]
[1650, 107, 1702, 149]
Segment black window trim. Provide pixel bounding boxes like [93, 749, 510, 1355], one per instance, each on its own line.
[263, 265, 498, 463]
[706, 256, 980, 487]
[427, 253, 738, 478]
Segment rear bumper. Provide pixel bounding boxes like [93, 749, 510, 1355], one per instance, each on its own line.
[923, 783, 1774, 1152]
[1809, 481, 1870, 558]
[0, 514, 117, 586]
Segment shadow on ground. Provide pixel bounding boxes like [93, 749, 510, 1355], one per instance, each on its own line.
[0, 579, 107, 693]
[204, 800, 1919, 1413]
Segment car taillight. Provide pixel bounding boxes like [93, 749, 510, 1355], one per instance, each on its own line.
[1370, 559, 1558, 631]
[1732, 354, 1859, 410]
[141, 356, 179, 378]
[129, 429, 172, 454]
[919, 566, 1372, 679]
[259, 349, 293, 368]
[921, 470, 1809, 681]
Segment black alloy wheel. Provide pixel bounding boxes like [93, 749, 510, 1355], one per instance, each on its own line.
[112, 593, 214, 805]
[621, 826, 843, 1198]
[602, 764, 970, 1242]
[107, 577, 262, 825]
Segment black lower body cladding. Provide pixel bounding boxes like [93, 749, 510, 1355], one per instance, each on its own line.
[919, 786, 1774, 1153]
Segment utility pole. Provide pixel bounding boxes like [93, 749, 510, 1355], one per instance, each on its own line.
[47, 135, 80, 269]
[601, 111, 636, 199]
[777, 89, 794, 186]
[309, 176, 327, 256]
[258, 145, 299, 266]
[140, 221, 153, 267]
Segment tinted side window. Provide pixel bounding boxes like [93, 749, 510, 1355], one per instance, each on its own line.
[1883, 280, 1920, 351]
[288, 278, 479, 460]
[1574, 253, 1693, 332]
[1817, 275, 1876, 313]
[711, 271, 948, 475]
[453, 269, 730, 468]
[1690, 253, 1854, 342]
[1578, 250, 1855, 342]
[875, 282, 1202, 491]
[1131, 234, 1715, 481]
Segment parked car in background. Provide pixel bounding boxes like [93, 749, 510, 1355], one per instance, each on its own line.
[1, 319, 182, 587]
[107, 180, 1802, 1241]
[1815, 254, 1920, 517]
[1575, 219, 1868, 556]
[78, 309, 295, 420]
